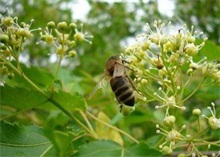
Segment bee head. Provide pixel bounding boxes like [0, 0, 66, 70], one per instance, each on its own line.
[106, 55, 122, 76]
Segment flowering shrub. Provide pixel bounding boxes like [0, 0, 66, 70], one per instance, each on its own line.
[121, 20, 220, 156]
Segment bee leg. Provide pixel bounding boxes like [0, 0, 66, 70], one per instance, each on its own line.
[119, 104, 123, 112]
[115, 96, 123, 112]
[125, 75, 142, 95]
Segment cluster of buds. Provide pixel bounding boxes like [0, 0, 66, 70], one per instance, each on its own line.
[121, 21, 210, 113]
[0, 15, 33, 58]
[154, 87, 186, 115]
[187, 58, 220, 84]
[156, 121, 186, 155]
[120, 20, 218, 113]
[156, 103, 220, 156]
[121, 20, 219, 156]
[121, 20, 208, 84]
[122, 21, 207, 75]
[202, 102, 220, 130]
[0, 14, 35, 78]
[0, 14, 93, 79]
[40, 21, 93, 58]
[201, 62, 220, 84]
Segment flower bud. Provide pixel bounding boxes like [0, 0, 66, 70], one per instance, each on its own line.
[7, 72, 14, 79]
[2, 16, 14, 26]
[56, 47, 64, 55]
[163, 115, 176, 127]
[69, 41, 76, 48]
[137, 69, 143, 76]
[0, 34, 9, 44]
[0, 66, 8, 75]
[149, 34, 160, 44]
[177, 153, 186, 157]
[69, 50, 77, 57]
[74, 32, 85, 42]
[141, 78, 148, 85]
[185, 43, 198, 56]
[158, 68, 167, 77]
[192, 108, 201, 116]
[20, 22, 26, 27]
[208, 116, 220, 130]
[151, 58, 164, 69]
[47, 21, 55, 29]
[69, 23, 77, 29]
[186, 36, 195, 43]
[57, 21, 68, 33]
[182, 125, 186, 129]
[213, 71, 220, 83]
[187, 68, 193, 75]
[1, 49, 11, 57]
[161, 146, 173, 155]
[165, 96, 176, 107]
[0, 44, 7, 50]
[40, 35, 46, 41]
[139, 50, 145, 58]
[160, 35, 168, 44]
[163, 41, 173, 52]
[16, 29, 32, 38]
[166, 129, 181, 141]
[45, 35, 54, 44]
[202, 64, 213, 77]
[170, 53, 180, 63]
[141, 40, 150, 51]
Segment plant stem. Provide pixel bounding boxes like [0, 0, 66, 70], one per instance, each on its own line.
[0, 57, 46, 96]
[160, 48, 176, 94]
[79, 110, 96, 135]
[48, 98, 95, 137]
[181, 77, 207, 103]
[197, 117, 201, 132]
[55, 54, 63, 79]
[55, 33, 65, 79]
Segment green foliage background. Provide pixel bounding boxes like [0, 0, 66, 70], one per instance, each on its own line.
[0, 0, 219, 156]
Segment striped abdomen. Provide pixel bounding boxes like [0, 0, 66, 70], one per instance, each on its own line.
[110, 76, 134, 106]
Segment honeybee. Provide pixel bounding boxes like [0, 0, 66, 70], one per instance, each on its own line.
[89, 55, 136, 112]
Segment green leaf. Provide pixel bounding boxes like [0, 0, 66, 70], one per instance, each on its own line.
[76, 140, 121, 157]
[124, 141, 161, 157]
[0, 120, 55, 157]
[51, 90, 87, 111]
[0, 85, 47, 110]
[4, 63, 54, 89]
[196, 39, 220, 61]
[21, 65, 54, 88]
[76, 140, 161, 157]
[44, 130, 74, 157]
[44, 110, 81, 155]
[0, 85, 86, 112]
[95, 112, 123, 146]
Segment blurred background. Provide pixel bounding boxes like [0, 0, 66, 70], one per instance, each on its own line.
[1, 0, 219, 140]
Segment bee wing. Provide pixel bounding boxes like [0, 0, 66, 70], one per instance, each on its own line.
[113, 63, 126, 77]
[88, 75, 108, 100]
